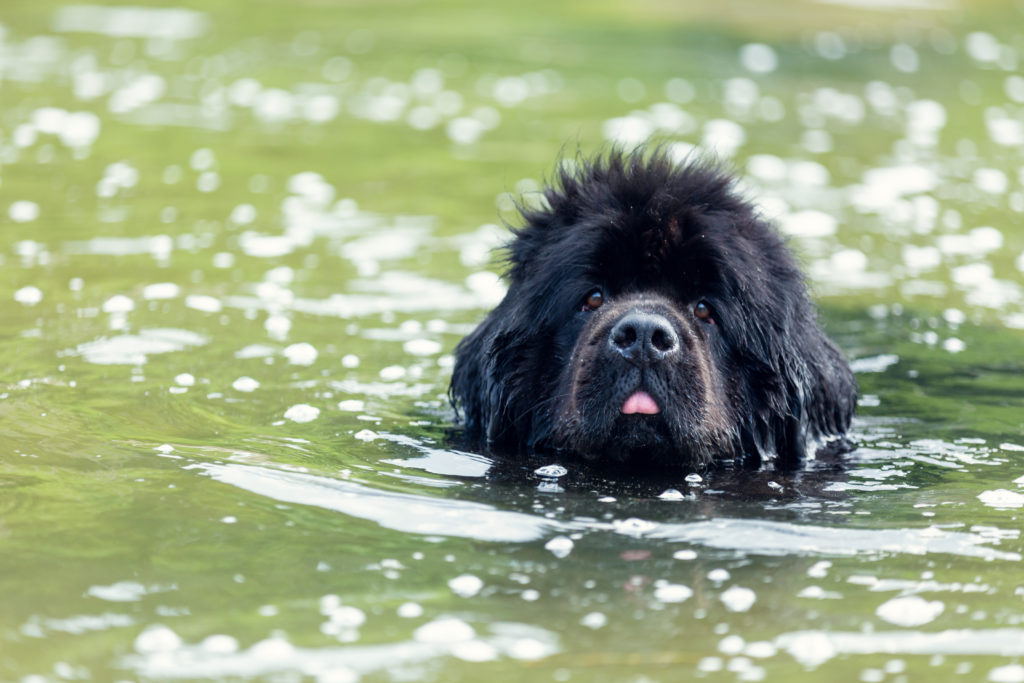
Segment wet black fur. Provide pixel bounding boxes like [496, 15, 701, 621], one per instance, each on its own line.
[450, 148, 856, 472]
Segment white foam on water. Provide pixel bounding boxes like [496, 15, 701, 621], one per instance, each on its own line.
[87, 581, 164, 602]
[975, 168, 1009, 195]
[876, 595, 944, 626]
[739, 43, 777, 74]
[850, 354, 899, 373]
[644, 518, 1020, 561]
[986, 111, 1024, 146]
[14, 286, 43, 306]
[9, 200, 40, 222]
[905, 99, 945, 147]
[341, 226, 431, 263]
[235, 344, 275, 359]
[201, 635, 239, 655]
[978, 489, 1024, 509]
[778, 210, 837, 238]
[414, 617, 475, 644]
[284, 404, 320, 423]
[777, 628, 1024, 668]
[232, 376, 260, 392]
[448, 574, 484, 598]
[902, 245, 941, 272]
[544, 536, 574, 558]
[184, 295, 222, 313]
[447, 116, 485, 145]
[721, 586, 757, 612]
[283, 342, 318, 366]
[134, 625, 183, 654]
[702, 119, 745, 157]
[849, 165, 937, 213]
[70, 328, 208, 365]
[815, 0, 951, 9]
[747, 154, 788, 183]
[602, 115, 654, 148]
[451, 640, 499, 662]
[23, 612, 135, 637]
[142, 283, 180, 300]
[990, 664, 1024, 683]
[653, 582, 693, 603]
[965, 31, 1002, 62]
[239, 232, 297, 258]
[52, 5, 209, 39]
[403, 339, 442, 356]
[397, 602, 423, 618]
[192, 462, 579, 542]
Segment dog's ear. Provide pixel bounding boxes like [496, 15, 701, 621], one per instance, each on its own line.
[449, 311, 498, 446]
[795, 331, 858, 450]
[451, 299, 549, 455]
[743, 314, 857, 468]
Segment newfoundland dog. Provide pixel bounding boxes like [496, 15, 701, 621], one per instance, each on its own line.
[450, 148, 856, 472]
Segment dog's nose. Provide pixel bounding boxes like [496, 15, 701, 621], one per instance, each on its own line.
[609, 312, 679, 363]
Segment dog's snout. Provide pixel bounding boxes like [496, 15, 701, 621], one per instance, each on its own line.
[609, 311, 679, 363]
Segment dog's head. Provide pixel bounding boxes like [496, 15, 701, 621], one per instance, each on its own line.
[451, 149, 856, 472]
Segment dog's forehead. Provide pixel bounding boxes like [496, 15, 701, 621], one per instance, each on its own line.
[585, 212, 725, 293]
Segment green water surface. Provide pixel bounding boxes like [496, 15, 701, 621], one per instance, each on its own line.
[2, 0, 1024, 681]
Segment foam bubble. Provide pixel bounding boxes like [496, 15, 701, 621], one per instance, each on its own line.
[654, 582, 693, 603]
[702, 119, 745, 157]
[990, 664, 1024, 683]
[544, 536, 574, 558]
[284, 404, 320, 423]
[601, 115, 653, 147]
[9, 200, 40, 222]
[779, 210, 837, 238]
[978, 489, 1024, 509]
[143, 283, 179, 300]
[14, 286, 43, 306]
[283, 342, 318, 366]
[975, 168, 1008, 195]
[403, 339, 442, 356]
[721, 586, 757, 612]
[739, 43, 778, 73]
[185, 295, 222, 313]
[72, 329, 207, 365]
[397, 602, 423, 618]
[448, 574, 484, 598]
[232, 376, 260, 392]
[451, 639, 499, 662]
[201, 635, 239, 655]
[414, 617, 475, 643]
[446, 117, 485, 145]
[876, 596, 944, 627]
[134, 625, 183, 653]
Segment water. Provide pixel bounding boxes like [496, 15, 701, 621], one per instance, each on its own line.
[2, 1, 1023, 681]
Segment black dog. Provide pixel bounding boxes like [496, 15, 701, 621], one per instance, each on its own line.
[450, 148, 856, 472]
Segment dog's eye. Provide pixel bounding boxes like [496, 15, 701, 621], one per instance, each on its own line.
[694, 300, 714, 323]
[582, 290, 604, 311]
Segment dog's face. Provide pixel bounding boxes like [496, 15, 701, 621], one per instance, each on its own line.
[451, 150, 856, 472]
[556, 291, 735, 470]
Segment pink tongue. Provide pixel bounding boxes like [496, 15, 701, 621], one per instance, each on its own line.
[622, 391, 660, 415]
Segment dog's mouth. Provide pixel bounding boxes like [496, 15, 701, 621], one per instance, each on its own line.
[621, 390, 660, 415]
[613, 388, 670, 447]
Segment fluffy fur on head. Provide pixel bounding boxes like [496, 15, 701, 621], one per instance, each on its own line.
[450, 148, 856, 472]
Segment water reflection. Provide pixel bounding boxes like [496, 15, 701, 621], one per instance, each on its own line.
[189, 435, 1021, 563]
